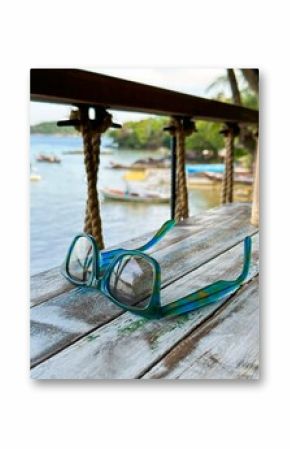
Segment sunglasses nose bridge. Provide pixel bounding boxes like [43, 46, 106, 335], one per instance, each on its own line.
[90, 278, 101, 288]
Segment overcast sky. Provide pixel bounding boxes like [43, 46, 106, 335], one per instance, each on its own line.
[30, 68, 227, 124]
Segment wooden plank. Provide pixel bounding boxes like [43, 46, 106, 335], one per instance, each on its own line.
[30, 69, 258, 123]
[30, 266, 73, 308]
[30, 203, 252, 306]
[143, 278, 259, 379]
[30, 208, 257, 367]
[31, 234, 259, 379]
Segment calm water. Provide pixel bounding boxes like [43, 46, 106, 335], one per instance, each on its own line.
[30, 135, 221, 275]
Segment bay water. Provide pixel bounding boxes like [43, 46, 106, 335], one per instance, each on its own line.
[30, 135, 220, 275]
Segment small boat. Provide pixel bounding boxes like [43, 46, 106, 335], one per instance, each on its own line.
[187, 173, 216, 187]
[63, 148, 113, 156]
[30, 164, 41, 181]
[108, 157, 170, 170]
[101, 188, 170, 203]
[100, 149, 113, 155]
[123, 169, 149, 182]
[204, 172, 253, 185]
[62, 149, 83, 155]
[36, 154, 61, 163]
[186, 164, 225, 174]
[30, 173, 41, 181]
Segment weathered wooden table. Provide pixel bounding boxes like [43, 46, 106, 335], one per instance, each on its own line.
[30, 203, 259, 380]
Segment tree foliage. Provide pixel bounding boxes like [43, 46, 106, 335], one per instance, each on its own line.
[186, 121, 223, 154]
[108, 117, 170, 150]
[108, 117, 224, 159]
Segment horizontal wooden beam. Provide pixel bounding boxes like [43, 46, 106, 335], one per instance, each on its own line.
[30, 69, 258, 123]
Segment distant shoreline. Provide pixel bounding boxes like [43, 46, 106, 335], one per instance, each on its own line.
[30, 121, 79, 136]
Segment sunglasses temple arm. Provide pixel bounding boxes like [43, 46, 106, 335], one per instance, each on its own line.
[160, 284, 238, 317]
[160, 236, 252, 318]
[100, 219, 176, 265]
[135, 219, 176, 252]
[235, 236, 252, 283]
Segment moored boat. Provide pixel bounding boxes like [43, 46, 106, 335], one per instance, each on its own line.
[101, 188, 170, 203]
[187, 172, 216, 187]
[30, 164, 42, 181]
[30, 173, 42, 181]
[186, 163, 225, 174]
[36, 154, 61, 163]
[204, 172, 253, 185]
[62, 150, 83, 155]
[108, 156, 170, 170]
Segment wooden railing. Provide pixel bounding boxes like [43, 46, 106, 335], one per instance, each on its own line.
[30, 68, 259, 226]
[30, 69, 258, 124]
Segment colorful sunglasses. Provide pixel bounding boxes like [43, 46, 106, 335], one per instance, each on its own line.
[62, 223, 252, 319]
[62, 218, 175, 286]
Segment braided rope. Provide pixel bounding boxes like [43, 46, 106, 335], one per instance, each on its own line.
[71, 107, 112, 249]
[82, 126, 94, 236]
[221, 128, 235, 204]
[89, 132, 103, 246]
[169, 117, 195, 221]
[83, 131, 101, 235]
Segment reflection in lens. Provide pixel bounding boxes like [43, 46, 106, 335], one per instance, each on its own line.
[108, 255, 154, 308]
[68, 236, 94, 283]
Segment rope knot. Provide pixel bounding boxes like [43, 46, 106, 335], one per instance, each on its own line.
[168, 117, 196, 137]
[91, 111, 112, 134]
[183, 117, 196, 137]
[69, 108, 112, 134]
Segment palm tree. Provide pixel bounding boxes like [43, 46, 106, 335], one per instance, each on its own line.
[208, 69, 259, 168]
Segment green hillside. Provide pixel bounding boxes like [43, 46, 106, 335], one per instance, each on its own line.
[30, 121, 78, 135]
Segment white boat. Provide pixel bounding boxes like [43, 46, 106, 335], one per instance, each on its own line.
[101, 188, 169, 203]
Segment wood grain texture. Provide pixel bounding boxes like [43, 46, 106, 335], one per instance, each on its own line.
[31, 203, 251, 306]
[31, 234, 259, 379]
[143, 278, 259, 380]
[30, 206, 256, 367]
[30, 267, 72, 307]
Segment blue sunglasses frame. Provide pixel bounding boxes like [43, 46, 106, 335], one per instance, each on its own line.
[62, 221, 252, 319]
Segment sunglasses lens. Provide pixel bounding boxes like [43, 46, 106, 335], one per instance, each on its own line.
[68, 236, 94, 283]
[108, 255, 154, 308]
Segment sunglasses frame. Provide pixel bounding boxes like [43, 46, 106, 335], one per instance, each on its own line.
[63, 233, 100, 286]
[62, 218, 175, 286]
[62, 224, 252, 319]
[101, 250, 163, 318]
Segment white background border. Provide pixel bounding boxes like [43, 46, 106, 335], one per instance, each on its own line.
[1, 1, 289, 448]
